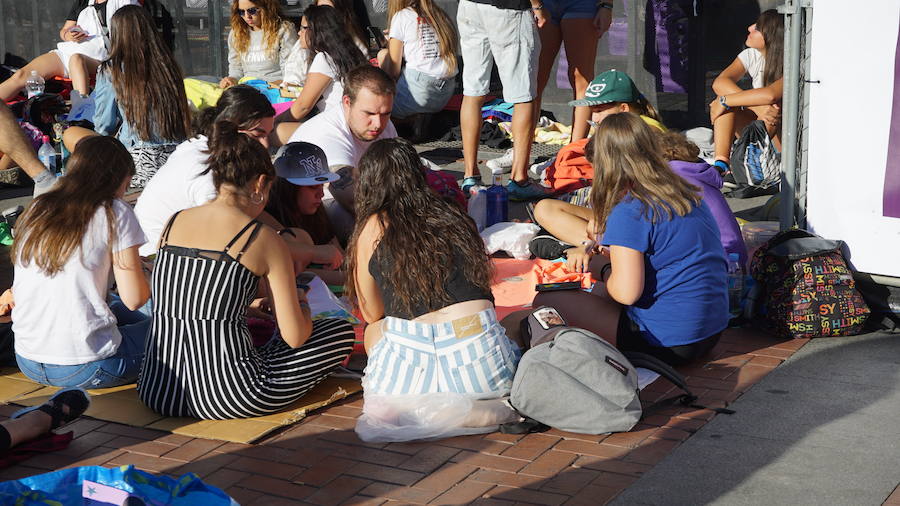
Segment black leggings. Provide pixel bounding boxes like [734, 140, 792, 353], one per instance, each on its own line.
[616, 311, 721, 367]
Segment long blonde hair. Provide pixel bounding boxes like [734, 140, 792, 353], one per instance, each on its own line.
[388, 0, 458, 75]
[588, 113, 701, 236]
[230, 0, 290, 58]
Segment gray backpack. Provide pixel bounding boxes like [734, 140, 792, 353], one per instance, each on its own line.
[505, 320, 729, 435]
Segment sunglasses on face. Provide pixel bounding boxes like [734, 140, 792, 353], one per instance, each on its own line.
[238, 7, 259, 17]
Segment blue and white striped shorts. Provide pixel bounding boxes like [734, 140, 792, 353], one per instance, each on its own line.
[363, 308, 520, 399]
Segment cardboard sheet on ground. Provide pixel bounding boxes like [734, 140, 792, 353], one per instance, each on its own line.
[0, 368, 361, 443]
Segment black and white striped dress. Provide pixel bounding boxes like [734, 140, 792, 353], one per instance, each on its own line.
[137, 214, 355, 419]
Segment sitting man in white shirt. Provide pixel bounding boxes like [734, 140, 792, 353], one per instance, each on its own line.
[288, 65, 398, 242]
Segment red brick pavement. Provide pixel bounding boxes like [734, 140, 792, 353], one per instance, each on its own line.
[0, 328, 815, 505]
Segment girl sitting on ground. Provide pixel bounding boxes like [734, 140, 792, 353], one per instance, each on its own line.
[532, 113, 728, 366]
[266, 142, 345, 286]
[137, 119, 355, 420]
[709, 9, 784, 175]
[62, 5, 191, 189]
[12, 135, 151, 388]
[219, 0, 297, 88]
[658, 130, 747, 266]
[0, 0, 136, 101]
[273, 5, 369, 145]
[347, 138, 520, 437]
[377, 0, 459, 121]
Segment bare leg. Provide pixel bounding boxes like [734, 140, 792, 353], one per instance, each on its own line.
[461, 95, 486, 179]
[510, 101, 536, 183]
[712, 108, 756, 163]
[3, 410, 53, 447]
[67, 53, 101, 97]
[364, 319, 385, 354]
[0, 53, 67, 101]
[532, 21, 563, 130]
[62, 125, 98, 152]
[561, 18, 599, 142]
[532, 198, 593, 245]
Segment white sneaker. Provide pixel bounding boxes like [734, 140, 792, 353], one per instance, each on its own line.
[528, 158, 554, 181]
[486, 148, 515, 174]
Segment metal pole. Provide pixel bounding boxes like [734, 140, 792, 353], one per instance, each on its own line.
[778, 0, 804, 231]
[209, 0, 224, 78]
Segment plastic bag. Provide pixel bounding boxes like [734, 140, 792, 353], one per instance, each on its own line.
[467, 185, 488, 231]
[307, 275, 360, 324]
[481, 222, 540, 260]
[0, 464, 236, 505]
[355, 393, 514, 442]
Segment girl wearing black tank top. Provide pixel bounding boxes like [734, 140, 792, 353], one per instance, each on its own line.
[346, 139, 521, 441]
[137, 119, 354, 419]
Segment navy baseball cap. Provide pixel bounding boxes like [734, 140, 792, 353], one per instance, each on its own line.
[273, 142, 339, 186]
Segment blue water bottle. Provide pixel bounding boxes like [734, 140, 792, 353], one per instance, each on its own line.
[485, 174, 508, 227]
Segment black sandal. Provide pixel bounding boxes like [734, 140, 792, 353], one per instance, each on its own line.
[12, 387, 91, 430]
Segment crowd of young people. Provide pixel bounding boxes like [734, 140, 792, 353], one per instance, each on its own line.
[0, 0, 782, 443]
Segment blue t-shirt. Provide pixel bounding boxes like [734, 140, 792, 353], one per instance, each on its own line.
[601, 196, 729, 347]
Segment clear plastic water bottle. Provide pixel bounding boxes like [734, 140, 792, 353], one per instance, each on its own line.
[727, 252, 744, 319]
[25, 71, 44, 99]
[38, 136, 57, 174]
[485, 174, 508, 227]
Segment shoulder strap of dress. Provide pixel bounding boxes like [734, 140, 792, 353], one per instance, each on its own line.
[159, 210, 183, 246]
[224, 219, 262, 257]
[235, 222, 265, 262]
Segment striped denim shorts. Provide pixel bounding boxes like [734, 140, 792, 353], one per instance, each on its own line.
[362, 308, 520, 399]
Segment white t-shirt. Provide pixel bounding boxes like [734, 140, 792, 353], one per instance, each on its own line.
[389, 8, 455, 79]
[737, 47, 765, 89]
[288, 106, 397, 168]
[13, 200, 146, 365]
[307, 52, 344, 112]
[134, 136, 216, 256]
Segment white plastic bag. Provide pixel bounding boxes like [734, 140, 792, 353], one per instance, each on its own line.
[306, 275, 359, 324]
[467, 185, 488, 231]
[355, 393, 516, 442]
[481, 222, 540, 260]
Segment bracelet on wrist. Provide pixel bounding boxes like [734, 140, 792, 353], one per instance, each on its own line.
[531, 3, 544, 10]
[597, 2, 613, 10]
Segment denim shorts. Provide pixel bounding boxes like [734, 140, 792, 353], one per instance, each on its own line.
[457, 0, 539, 103]
[15, 300, 150, 389]
[543, 0, 598, 24]
[392, 67, 456, 120]
[362, 307, 520, 399]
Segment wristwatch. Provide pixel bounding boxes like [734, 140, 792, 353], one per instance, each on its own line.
[719, 95, 731, 111]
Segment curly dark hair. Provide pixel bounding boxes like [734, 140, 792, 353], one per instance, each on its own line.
[305, 5, 368, 82]
[345, 138, 493, 316]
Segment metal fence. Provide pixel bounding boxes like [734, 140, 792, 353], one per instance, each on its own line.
[778, 0, 812, 230]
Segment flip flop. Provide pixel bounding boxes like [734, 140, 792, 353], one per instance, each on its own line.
[11, 387, 90, 431]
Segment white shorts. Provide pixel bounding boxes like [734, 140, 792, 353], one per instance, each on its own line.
[457, 0, 540, 103]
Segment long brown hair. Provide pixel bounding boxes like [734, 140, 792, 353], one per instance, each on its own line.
[102, 5, 190, 143]
[588, 113, 701, 236]
[320, 0, 369, 51]
[205, 119, 275, 195]
[265, 179, 334, 244]
[756, 9, 784, 87]
[345, 138, 492, 315]
[230, 0, 290, 58]
[13, 136, 134, 276]
[388, 0, 459, 75]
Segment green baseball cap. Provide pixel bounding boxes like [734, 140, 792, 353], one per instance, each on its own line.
[569, 70, 641, 107]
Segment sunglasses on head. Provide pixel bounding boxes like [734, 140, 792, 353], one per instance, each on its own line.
[238, 7, 260, 17]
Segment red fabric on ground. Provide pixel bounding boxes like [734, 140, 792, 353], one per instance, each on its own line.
[0, 430, 73, 469]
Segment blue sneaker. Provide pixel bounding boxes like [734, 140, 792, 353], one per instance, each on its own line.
[507, 179, 549, 202]
[461, 176, 481, 194]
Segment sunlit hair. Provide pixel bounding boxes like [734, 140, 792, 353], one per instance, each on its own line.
[317, 0, 368, 50]
[304, 5, 368, 79]
[622, 96, 661, 123]
[230, 0, 291, 59]
[103, 5, 190, 143]
[192, 84, 275, 137]
[344, 65, 396, 103]
[388, 0, 459, 75]
[656, 130, 701, 162]
[756, 9, 784, 86]
[205, 119, 274, 197]
[13, 136, 134, 276]
[345, 138, 493, 315]
[588, 113, 701, 236]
